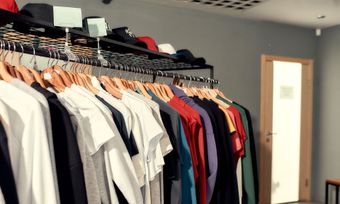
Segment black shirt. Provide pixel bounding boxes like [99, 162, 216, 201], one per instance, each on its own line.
[31, 82, 88, 204]
[95, 95, 138, 157]
[195, 98, 239, 204]
[148, 91, 182, 204]
[0, 121, 19, 204]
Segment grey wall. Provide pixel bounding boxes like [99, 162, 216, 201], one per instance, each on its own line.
[16, 0, 324, 201]
[312, 25, 340, 202]
[15, 0, 317, 137]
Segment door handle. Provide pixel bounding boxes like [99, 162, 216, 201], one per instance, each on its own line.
[265, 131, 277, 142]
[266, 131, 277, 136]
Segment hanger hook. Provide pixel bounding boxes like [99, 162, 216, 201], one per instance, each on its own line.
[18, 42, 24, 64]
[47, 48, 52, 67]
[10, 41, 16, 65]
[82, 56, 88, 73]
[55, 49, 61, 66]
[52, 49, 57, 66]
[188, 76, 192, 88]
[3, 40, 11, 62]
[62, 48, 70, 70]
[0, 40, 4, 60]
[24, 43, 37, 69]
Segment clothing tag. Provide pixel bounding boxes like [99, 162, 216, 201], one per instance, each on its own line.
[87, 18, 107, 37]
[53, 6, 82, 28]
[43, 73, 52, 80]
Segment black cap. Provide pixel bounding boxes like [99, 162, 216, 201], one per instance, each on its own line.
[108, 27, 147, 48]
[20, 3, 54, 23]
[13, 3, 64, 38]
[174, 49, 206, 65]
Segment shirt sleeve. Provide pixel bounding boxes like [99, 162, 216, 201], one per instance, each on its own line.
[105, 134, 144, 204]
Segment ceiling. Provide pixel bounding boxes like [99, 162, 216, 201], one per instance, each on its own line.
[139, 0, 340, 28]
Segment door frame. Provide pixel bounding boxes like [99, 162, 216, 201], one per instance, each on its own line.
[259, 55, 314, 203]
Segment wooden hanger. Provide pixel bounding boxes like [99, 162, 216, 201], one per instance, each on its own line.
[52, 65, 72, 88]
[145, 82, 156, 94]
[79, 73, 99, 95]
[99, 75, 116, 89]
[98, 76, 122, 99]
[155, 83, 171, 101]
[146, 82, 165, 100]
[74, 62, 91, 88]
[193, 87, 205, 99]
[13, 68, 24, 81]
[134, 80, 152, 99]
[4, 62, 16, 78]
[214, 88, 233, 103]
[65, 62, 76, 84]
[130, 80, 138, 90]
[68, 71, 76, 84]
[0, 62, 15, 82]
[160, 74, 175, 99]
[72, 62, 89, 88]
[2, 48, 20, 80]
[28, 68, 46, 88]
[162, 84, 174, 99]
[42, 68, 65, 92]
[16, 65, 35, 85]
[112, 77, 127, 90]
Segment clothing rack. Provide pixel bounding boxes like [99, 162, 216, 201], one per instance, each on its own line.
[0, 8, 219, 85]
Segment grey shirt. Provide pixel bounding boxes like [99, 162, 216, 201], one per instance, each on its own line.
[57, 96, 101, 204]
[148, 90, 182, 204]
[92, 147, 111, 204]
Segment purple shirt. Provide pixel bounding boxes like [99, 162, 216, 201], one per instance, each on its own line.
[170, 85, 218, 203]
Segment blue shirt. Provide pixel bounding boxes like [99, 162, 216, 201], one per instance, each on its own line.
[148, 90, 196, 204]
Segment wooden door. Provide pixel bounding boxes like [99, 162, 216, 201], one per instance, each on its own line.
[259, 55, 314, 203]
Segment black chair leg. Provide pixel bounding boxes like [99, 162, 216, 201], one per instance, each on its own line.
[336, 185, 339, 204]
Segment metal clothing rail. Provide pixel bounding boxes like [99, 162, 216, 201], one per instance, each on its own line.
[0, 8, 218, 85]
[0, 40, 219, 84]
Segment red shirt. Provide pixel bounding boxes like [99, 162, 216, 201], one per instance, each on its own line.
[0, 0, 19, 13]
[228, 106, 247, 162]
[169, 96, 199, 179]
[169, 96, 207, 204]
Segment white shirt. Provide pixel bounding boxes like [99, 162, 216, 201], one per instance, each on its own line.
[126, 90, 172, 204]
[10, 79, 60, 204]
[0, 81, 58, 204]
[92, 77, 133, 135]
[57, 93, 119, 204]
[127, 90, 173, 180]
[91, 78, 145, 187]
[121, 90, 164, 204]
[58, 87, 113, 155]
[237, 157, 243, 204]
[58, 86, 143, 204]
[0, 187, 5, 204]
[127, 90, 173, 157]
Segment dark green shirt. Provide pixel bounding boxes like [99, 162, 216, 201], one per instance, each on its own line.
[216, 95, 256, 204]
